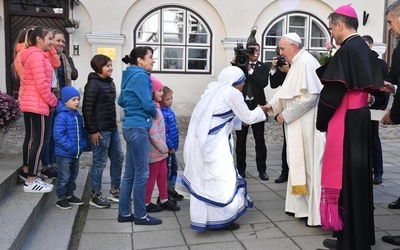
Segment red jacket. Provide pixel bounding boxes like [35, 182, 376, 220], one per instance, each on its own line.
[19, 46, 58, 116]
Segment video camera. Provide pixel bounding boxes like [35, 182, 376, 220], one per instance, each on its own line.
[234, 27, 257, 67]
[234, 43, 255, 67]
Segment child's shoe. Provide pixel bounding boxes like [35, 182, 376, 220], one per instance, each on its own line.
[134, 215, 162, 225]
[158, 199, 180, 211]
[89, 192, 110, 208]
[108, 190, 120, 202]
[18, 168, 28, 182]
[168, 189, 184, 201]
[67, 196, 84, 205]
[23, 179, 53, 193]
[146, 203, 163, 213]
[56, 199, 72, 210]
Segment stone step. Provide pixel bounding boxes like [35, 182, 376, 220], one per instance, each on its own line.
[0, 175, 54, 250]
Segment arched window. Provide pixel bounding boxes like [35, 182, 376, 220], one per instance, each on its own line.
[135, 6, 212, 73]
[262, 12, 331, 64]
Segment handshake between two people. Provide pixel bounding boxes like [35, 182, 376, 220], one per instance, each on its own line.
[258, 103, 285, 125]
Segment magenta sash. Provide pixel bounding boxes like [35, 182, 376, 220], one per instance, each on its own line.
[320, 90, 368, 230]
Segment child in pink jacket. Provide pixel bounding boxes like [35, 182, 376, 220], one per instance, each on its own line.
[19, 26, 58, 193]
[145, 76, 180, 212]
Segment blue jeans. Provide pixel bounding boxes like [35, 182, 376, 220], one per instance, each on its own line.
[90, 129, 123, 194]
[119, 127, 149, 218]
[56, 156, 79, 200]
[41, 111, 55, 167]
[167, 153, 179, 190]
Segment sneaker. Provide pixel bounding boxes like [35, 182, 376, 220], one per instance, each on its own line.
[118, 213, 135, 223]
[146, 203, 163, 213]
[67, 196, 84, 205]
[158, 199, 180, 211]
[40, 167, 58, 179]
[157, 197, 177, 205]
[23, 179, 53, 193]
[89, 192, 110, 208]
[134, 215, 162, 225]
[56, 199, 72, 210]
[18, 168, 28, 181]
[108, 190, 120, 202]
[168, 189, 184, 201]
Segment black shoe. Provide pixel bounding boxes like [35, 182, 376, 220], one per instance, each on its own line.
[323, 239, 337, 249]
[158, 199, 180, 211]
[382, 235, 400, 246]
[56, 199, 72, 210]
[168, 189, 184, 201]
[275, 173, 288, 183]
[118, 213, 135, 223]
[67, 195, 84, 205]
[238, 171, 246, 178]
[211, 223, 240, 231]
[373, 175, 382, 185]
[89, 192, 110, 208]
[40, 167, 58, 179]
[18, 168, 28, 182]
[146, 203, 163, 213]
[389, 198, 400, 209]
[157, 197, 177, 205]
[259, 172, 269, 181]
[285, 211, 295, 217]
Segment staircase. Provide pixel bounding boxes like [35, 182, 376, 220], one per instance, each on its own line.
[0, 122, 90, 250]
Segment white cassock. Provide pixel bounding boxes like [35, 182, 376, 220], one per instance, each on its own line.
[268, 49, 326, 226]
[182, 66, 266, 230]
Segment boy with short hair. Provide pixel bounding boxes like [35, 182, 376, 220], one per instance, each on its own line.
[161, 86, 184, 201]
[54, 86, 87, 209]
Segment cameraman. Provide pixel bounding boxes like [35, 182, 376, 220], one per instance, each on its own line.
[231, 42, 270, 181]
[270, 46, 290, 183]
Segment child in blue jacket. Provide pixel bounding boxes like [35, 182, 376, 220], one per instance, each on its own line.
[161, 86, 184, 200]
[54, 86, 87, 209]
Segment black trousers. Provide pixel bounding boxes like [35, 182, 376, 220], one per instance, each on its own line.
[235, 101, 267, 174]
[280, 124, 289, 175]
[23, 112, 49, 177]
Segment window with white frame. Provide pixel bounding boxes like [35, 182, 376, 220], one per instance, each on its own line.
[262, 12, 331, 65]
[135, 6, 212, 73]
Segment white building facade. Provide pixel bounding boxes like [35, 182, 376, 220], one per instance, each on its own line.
[0, 0, 393, 116]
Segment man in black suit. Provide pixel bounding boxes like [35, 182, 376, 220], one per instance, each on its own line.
[232, 41, 270, 181]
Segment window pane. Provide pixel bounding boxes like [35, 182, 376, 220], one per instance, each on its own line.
[289, 16, 306, 27]
[163, 47, 184, 69]
[310, 21, 328, 48]
[11, 0, 64, 13]
[163, 9, 184, 43]
[137, 12, 160, 43]
[152, 46, 160, 71]
[188, 14, 208, 44]
[188, 48, 208, 70]
[265, 20, 284, 46]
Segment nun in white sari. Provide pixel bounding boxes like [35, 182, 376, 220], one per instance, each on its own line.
[182, 66, 267, 231]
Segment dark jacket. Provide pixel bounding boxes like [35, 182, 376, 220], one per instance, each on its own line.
[54, 101, 87, 159]
[387, 41, 400, 124]
[83, 72, 118, 134]
[370, 50, 389, 111]
[269, 68, 287, 89]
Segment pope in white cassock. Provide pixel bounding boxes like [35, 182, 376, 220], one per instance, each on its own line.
[266, 33, 326, 226]
[182, 66, 268, 231]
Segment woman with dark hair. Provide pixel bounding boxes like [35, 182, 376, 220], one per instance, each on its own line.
[19, 26, 58, 193]
[83, 54, 124, 209]
[117, 46, 161, 225]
